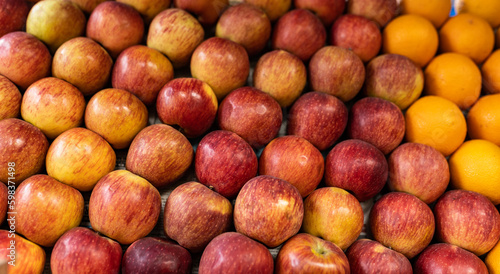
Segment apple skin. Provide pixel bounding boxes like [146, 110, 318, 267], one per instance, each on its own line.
[195, 130, 258, 199]
[302, 187, 364, 250]
[272, 9, 327, 61]
[85, 88, 149, 149]
[0, 118, 49, 184]
[164, 182, 233, 253]
[234, 175, 304, 248]
[126, 124, 194, 189]
[112, 45, 174, 106]
[388, 143, 450, 204]
[0, 183, 6, 225]
[117, 0, 172, 24]
[46, 127, 116, 192]
[174, 0, 228, 25]
[157, 78, 218, 138]
[287, 91, 348, 151]
[122, 237, 192, 274]
[0, 75, 22, 120]
[67, 0, 106, 13]
[259, 135, 324, 198]
[147, 8, 205, 68]
[253, 49, 307, 107]
[294, 0, 345, 26]
[51, 227, 122, 274]
[242, 0, 291, 21]
[199, 232, 274, 274]
[309, 46, 366, 102]
[0, 230, 46, 274]
[276, 233, 350, 274]
[434, 189, 500, 256]
[89, 170, 162, 245]
[369, 192, 435, 259]
[347, 0, 398, 27]
[21, 77, 86, 139]
[414, 243, 488, 274]
[0, 0, 30, 38]
[52, 37, 113, 97]
[346, 239, 413, 274]
[0, 31, 52, 91]
[191, 37, 250, 100]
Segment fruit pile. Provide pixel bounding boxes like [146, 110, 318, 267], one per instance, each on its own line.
[1, 0, 500, 272]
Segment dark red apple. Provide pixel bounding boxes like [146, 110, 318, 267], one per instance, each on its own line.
[0, 75, 22, 120]
[414, 243, 488, 274]
[0, 0, 30, 38]
[173, 0, 228, 25]
[0, 230, 46, 273]
[294, 0, 345, 26]
[347, 0, 398, 27]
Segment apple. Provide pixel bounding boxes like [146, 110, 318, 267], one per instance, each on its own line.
[364, 53, 424, 109]
[195, 130, 258, 199]
[0, 118, 49, 184]
[330, 14, 382, 62]
[67, 0, 106, 13]
[117, 0, 172, 24]
[126, 124, 194, 189]
[122, 237, 192, 274]
[272, 9, 327, 61]
[242, 0, 291, 21]
[51, 227, 122, 274]
[369, 192, 435, 259]
[347, 0, 398, 27]
[111, 45, 174, 106]
[434, 189, 500, 256]
[173, 0, 228, 25]
[259, 135, 324, 198]
[164, 182, 233, 253]
[287, 91, 348, 151]
[199, 232, 274, 274]
[147, 8, 205, 68]
[302, 187, 364, 250]
[21, 77, 86, 139]
[0, 75, 22, 120]
[0, 0, 30, 38]
[309, 46, 365, 102]
[347, 239, 412, 273]
[46, 127, 116, 192]
[253, 49, 307, 107]
[87, 1, 145, 59]
[85, 88, 149, 149]
[0, 230, 45, 274]
[414, 243, 488, 274]
[0, 31, 51, 90]
[0, 183, 6, 226]
[52, 37, 113, 97]
[294, 0, 345, 26]
[388, 143, 450, 204]
[234, 175, 303, 248]
[89, 170, 162, 245]
[156, 78, 218, 138]
[275, 233, 350, 273]
[191, 37, 250, 100]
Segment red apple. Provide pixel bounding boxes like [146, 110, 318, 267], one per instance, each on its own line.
[347, 239, 412, 273]
[414, 243, 488, 274]
[0, 183, 6, 226]
[0, 75, 22, 120]
[0, 230, 45, 273]
[164, 182, 233, 253]
[309, 46, 365, 102]
[117, 0, 172, 24]
[0, 0, 30, 38]
[51, 227, 122, 274]
[287, 91, 348, 151]
[243, 0, 291, 21]
[234, 175, 303, 248]
[174, 0, 228, 25]
[68, 0, 106, 13]
[199, 232, 274, 274]
[347, 0, 398, 27]
[294, 0, 345, 26]
[276, 233, 350, 273]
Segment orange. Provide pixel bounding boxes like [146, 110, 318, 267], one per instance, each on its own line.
[449, 139, 500, 205]
[454, 0, 500, 28]
[424, 52, 481, 110]
[405, 95, 467, 157]
[439, 13, 495, 64]
[467, 94, 500, 146]
[399, 0, 451, 28]
[486, 238, 500, 274]
[382, 14, 438, 67]
[482, 49, 500, 94]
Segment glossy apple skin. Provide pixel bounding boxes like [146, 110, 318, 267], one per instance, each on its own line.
[117, 0, 171, 23]
[243, 0, 291, 21]
[0, 230, 46, 274]
[434, 189, 500, 256]
[89, 170, 162, 245]
[195, 130, 258, 199]
[21, 77, 86, 139]
[52, 37, 113, 96]
[68, 0, 106, 13]
[287, 91, 348, 151]
[199, 232, 274, 274]
[0, 32, 51, 90]
[259, 136, 324, 198]
[217, 86, 282, 149]
[122, 237, 192, 274]
[0, 0, 30, 38]
[157, 78, 218, 138]
[112, 45, 174, 106]
[294, 0, 344, 26]
[276, 233, 350, 274]
[414, 243, 488, 274]
[46, 127, 116, 192]
[0, 75, 22, 120]
[302, 187, 364, 250]
[347, 0, 398, 27]
[346, 239, 412, 274]
[0, 183, 6, 226]
[164, 182, 233, 253]
[51, 227, 122, 274]
[369, 192, 435, 259]
[174, 0, 228, 25]
[126, 124, 193, 189]
[0, 118, 49, 184]
[234, 175, 304, 248]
